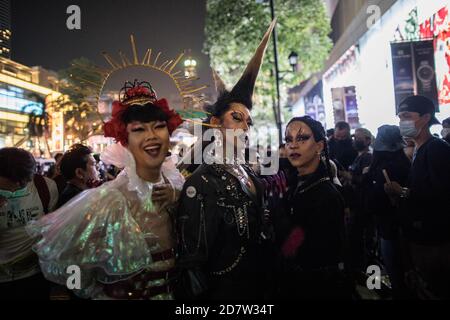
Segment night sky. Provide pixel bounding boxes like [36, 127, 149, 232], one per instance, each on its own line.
[10, 0, 214, 101]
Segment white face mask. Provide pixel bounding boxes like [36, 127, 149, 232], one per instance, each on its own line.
[399, 120, 419, 138]
[442, 128, 450, 139]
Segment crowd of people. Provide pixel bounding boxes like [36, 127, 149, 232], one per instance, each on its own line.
[1, 94, 449, 300]
[1, 20, 450, 301]
[1, 98, 450, 301]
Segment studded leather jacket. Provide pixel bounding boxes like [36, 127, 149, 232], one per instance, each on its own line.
[175, 163, 275, 299]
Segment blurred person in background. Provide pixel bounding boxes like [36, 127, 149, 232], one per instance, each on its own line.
[344, 128, 375, 280]
[56, 144, 100, 209]
[385, 95, 450, 299]
[328, 121, 357, 171]
[365, 125, 412, 299]
[0, 148, 58, 299]
[441, 117, 450, 144]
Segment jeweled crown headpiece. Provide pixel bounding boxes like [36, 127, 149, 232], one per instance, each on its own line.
[120, 80, 158, 106]
[103, 79, 183, 145]
[69, 35, 210, 133]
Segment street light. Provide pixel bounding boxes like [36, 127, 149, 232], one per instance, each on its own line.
[184, 57, 197, 78]
[288, 51, 299, 72]
[278, 52, 299, 79]
[184, 58, 197, 68]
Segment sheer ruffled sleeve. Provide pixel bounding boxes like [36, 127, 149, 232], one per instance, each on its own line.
[26, 182, 154, 297]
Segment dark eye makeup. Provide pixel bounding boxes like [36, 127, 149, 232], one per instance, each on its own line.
[231, 112, 243, 121]
[296, 135, 311, 141]
[285, 134, 311, 143]
[231, 111, 253, 127]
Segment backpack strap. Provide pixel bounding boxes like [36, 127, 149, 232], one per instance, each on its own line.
[33, 174, 50, 214]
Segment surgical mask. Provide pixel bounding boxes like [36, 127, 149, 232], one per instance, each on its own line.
[399, 120, 419, 138]
[0, 186, 29, 199]
[441, 128, 450, 139]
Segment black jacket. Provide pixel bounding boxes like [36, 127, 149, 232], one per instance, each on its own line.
[276, 164, 345, 270]
[176, 163, 274, 300]
[56, 183, 83, 209]
[274, 164, 349, 298]
[364, 152, 411, 239]
[403, 137, 450, 244]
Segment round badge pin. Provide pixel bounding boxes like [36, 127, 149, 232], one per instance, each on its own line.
[186, 186, 197, 198]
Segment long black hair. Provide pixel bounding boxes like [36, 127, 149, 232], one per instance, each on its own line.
[286, 116, 334, 181]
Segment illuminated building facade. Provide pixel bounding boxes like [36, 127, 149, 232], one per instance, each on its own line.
[0, 0, 11, 58]
[0, 56, 61, 156]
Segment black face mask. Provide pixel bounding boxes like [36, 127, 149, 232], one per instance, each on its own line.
[353, 140, 367, 151]
[336, 138, 352, 146]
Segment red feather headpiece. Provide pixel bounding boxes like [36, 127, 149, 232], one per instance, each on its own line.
[103, 80, 183, 146]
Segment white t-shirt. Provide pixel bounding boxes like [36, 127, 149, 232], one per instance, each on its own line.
[0, 177, 58, 282]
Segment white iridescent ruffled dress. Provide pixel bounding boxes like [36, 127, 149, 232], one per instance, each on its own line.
[26, 143, 185, 300]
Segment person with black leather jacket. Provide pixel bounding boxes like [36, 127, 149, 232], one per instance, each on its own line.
[175, 20, 276, 300]
[274, 116, 352, 299]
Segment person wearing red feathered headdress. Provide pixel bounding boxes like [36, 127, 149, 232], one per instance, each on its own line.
[26, 80, 185, 300]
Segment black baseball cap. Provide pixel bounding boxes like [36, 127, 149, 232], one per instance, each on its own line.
[397, 95, 440, 125]
[442, 117, 450, 127]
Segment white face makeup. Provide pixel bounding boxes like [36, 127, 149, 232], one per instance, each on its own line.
[126, 120, 170, 172]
